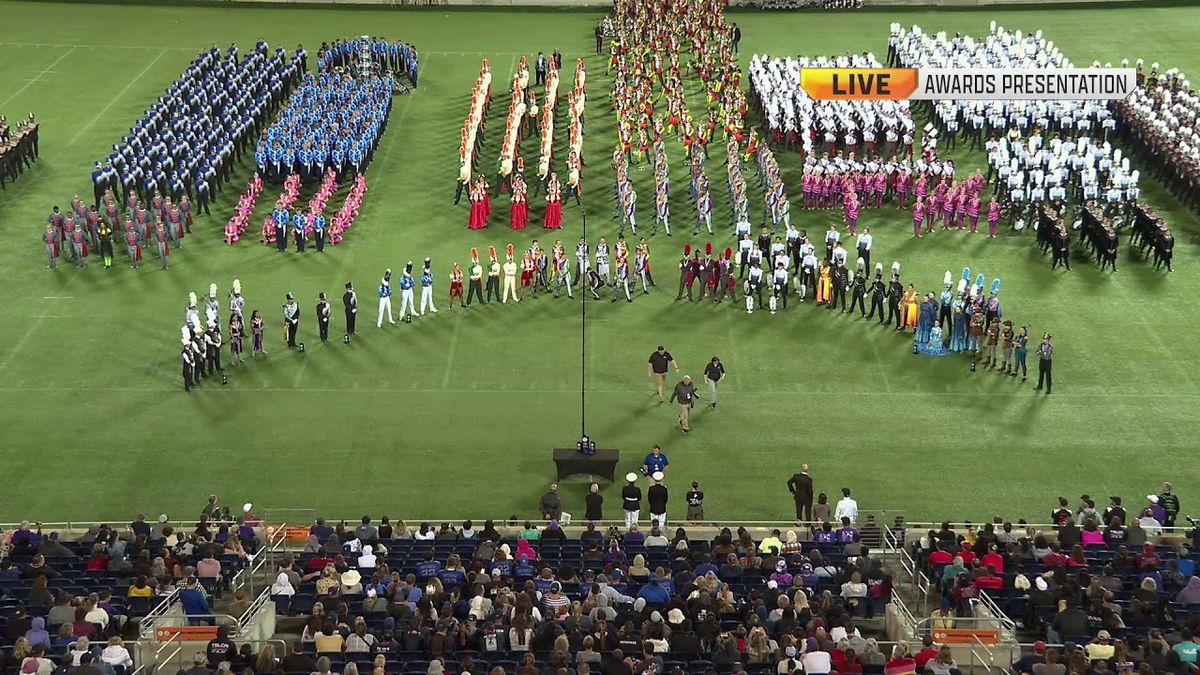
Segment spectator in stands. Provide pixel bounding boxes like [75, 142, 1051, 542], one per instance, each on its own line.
[125, 571, 152, 598]
[1126, 519, 1148, 547]
[38, 533, 74, 559]
[1049, 599, 1088, 644]
[309, 518, 333, 543]
[414, 523, 435, 541]
[21, 555, 58, 580]
[542, 521, 567, 542]
[435, 523, 457, 541]
[311, 657, 334, 675]
[939, 557, 966, 592]
[804, 637, 834, 675]
[1087, 631, 1117, 662]
[205, 626, 234, 666]
[69, 638, 95, 666]
[26, 577, 52, 610]
[179, 577, 212, 626]
[518, 521, 541, 541]
[21, 644, 54, 675]
[47, 593, 74, 627]
[315, 620, 344, 654]
[196, 552, 221, 583]
[459, 521, 477, 540]
[24, 618, 49, 648]
[1173, 629, 1200, 664]
[1178, 577, 1200, 605]
[885, 642, 917, 675]
[281, 642, 315, 673]
[913, 637, 939, 671]
[925, 646, 958, 675]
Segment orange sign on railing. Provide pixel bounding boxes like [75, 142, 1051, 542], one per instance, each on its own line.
[156, 626, 219, 641]
[931, 628, 1000, 645]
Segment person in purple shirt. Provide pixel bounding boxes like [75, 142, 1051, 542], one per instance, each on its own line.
[813, 522, 837, 544]
[836, 517, 859, 544]
[694, 554, 719, 577]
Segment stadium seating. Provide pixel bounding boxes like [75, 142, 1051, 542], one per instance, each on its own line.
[0, 528, 248, 666]
[264, 521, 893, 675]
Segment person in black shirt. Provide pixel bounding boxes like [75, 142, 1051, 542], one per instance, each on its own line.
[1104, 518, 1127, 546]
[206, 626, 235, 666]
[703, 356, 725, 409]
[647, 474, 669, 527]
[686, 482, 705, 522]
[622, 473, 642, 530]
[647, 346, 678, 403]
[585, 483, 604, 522]
[280, 642, 315, 674]
[342, 282, 357, 336]
[1103, 497, 1127, 526]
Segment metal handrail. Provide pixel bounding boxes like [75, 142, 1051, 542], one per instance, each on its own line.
[231, 522, 287, 594]
[139, 588, 182, 639]
[239, 587, 275, 628]
[975, 590, 1017, 640]
[153, 632, 181, 659]
[890, 588, 919, 637]
[969, 633, 997, 674]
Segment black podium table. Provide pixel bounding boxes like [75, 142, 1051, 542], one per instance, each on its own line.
[553, 448, 620, 481]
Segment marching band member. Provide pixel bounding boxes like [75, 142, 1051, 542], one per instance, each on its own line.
[449, 261, 466, 309]
[502, 245, 519, 303]
[420, 258, 439, 315]
[377, 268, 395, 327]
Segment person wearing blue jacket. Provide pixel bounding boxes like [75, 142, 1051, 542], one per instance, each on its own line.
[179, 577, 212, 626]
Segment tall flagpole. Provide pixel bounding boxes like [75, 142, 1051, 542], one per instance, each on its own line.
[580, 211, 587, 440]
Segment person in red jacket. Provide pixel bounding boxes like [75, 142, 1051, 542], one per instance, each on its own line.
[913, 636, 940, 671]
[981, 545, 1005, 575]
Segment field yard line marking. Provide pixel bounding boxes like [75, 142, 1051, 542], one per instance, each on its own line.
[866, 328, 893, 393]
[1, 42, 195, 51]
[722, 310, 741, 390]
[66, 48, 168, 149]
[0, 46, 77, 109]
[41, 296, 74, 300]
[440, 313, 461, 389]
[291, 355, 310, 388]
[0, 277, 84, 375]
[3, 385, 1194, 399]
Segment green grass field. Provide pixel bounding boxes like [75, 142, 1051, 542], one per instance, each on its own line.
[1, 1, 1199, 525]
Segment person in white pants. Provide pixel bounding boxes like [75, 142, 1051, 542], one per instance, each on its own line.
[377, 270, 394, 327]
[397, 261, 416, 323]
[621, 472, 641, 529]
[419, 258, 438, 315]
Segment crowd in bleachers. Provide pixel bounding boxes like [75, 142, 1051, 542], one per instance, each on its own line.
[0, 513, 256, 674]
[912, 488, 1200, 672]
[263, 516, 901, 675]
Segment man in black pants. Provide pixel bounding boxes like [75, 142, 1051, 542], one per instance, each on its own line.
[342, 282, 357, 336]
[1034, 333, 1054, 395]
[847, 269, 867, 316]
[316, 292, 330, 342]
[887, 276, 903, 328]
[787, 465, 814, 523]
[868, 274, 886, 323]
[829, 261, 848, 311]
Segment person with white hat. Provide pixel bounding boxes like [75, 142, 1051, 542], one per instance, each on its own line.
[621, 473, 642, 530]
[398, 262, 417, 324]
[647, 473, 668, 528]
[377, 269, 394, 327]
[282, 292, 300, 349]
